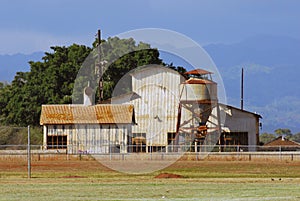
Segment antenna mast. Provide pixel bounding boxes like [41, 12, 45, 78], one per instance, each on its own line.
[96, 29, 103, 104]
[241, 68, 244, 110]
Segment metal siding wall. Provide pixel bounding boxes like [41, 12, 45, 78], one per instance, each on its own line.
[221, 106, 258, 147]
[62, 124, 130, 154]
[131, 69, 181, 146]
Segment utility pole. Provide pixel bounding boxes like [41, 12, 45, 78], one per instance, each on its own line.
[96, 29, 103, 104]
[241, 68, 244, 110]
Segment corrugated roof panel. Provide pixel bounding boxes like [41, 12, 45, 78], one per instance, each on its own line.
[184, 78, 216, 84]
[184, 69, 213, 75]
[40, 104, 134, 125]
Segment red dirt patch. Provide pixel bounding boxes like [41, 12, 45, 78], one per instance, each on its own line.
[155, 173, 183, 179]
[61, 175, 87, 178]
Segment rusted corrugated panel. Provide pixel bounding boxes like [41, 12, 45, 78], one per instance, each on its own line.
[94, 104, 134, 124]
[184, 68, 213, 75]
[40, 105, 73, 125]
[184, 78, 216, 84]
[40, 104, 134, 125]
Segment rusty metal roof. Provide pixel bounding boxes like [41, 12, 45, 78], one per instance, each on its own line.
[263, 136, 300, 146]
[184, 69, 213, 75]
[40, 104, 135, 125]
[183, 78, 216, 84]
[219, 103, 262, 119]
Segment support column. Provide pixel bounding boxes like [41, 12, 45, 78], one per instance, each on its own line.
[43, 125, 47, 150]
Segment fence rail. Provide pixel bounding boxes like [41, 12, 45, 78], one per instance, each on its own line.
[0, 144, 300, 153]
[0, 144, 300, 162]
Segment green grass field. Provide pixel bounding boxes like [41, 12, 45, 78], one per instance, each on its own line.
[1, 177, 299, 201]
[0, 157, 300, 200]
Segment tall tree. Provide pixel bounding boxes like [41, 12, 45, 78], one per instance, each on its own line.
[1, 44, 92, 126]
[97, 37, 163, 99]
[290, 133, 300, 143]
[259, 133, 276, 145]
[274, 128, 292, 138]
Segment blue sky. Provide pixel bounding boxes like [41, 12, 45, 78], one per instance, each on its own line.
[1, 0, 300, 54]
[1, 0, 300, 132]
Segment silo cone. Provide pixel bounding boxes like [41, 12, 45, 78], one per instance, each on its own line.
[175, 70, 221, 154]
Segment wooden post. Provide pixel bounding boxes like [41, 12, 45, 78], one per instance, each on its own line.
[27, 125, 31, 179]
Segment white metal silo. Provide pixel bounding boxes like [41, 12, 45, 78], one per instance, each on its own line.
[175, 69, 221, 152]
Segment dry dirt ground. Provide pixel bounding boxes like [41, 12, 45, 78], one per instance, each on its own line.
[0, 154, 300, 178]
[0, 155, 300, 200]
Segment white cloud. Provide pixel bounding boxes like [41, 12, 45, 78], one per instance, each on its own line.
[0, 29, 91, 54]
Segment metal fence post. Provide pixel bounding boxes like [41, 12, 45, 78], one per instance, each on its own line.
[27, 125, 31, 179]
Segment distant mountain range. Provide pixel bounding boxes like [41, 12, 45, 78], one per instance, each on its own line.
[0, 34, 299, 133]
[205, 35, 300, 133]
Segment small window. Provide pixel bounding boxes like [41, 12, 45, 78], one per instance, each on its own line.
[47, 135, 67, 149]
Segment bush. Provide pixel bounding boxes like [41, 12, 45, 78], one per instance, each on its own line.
[0, 126, 42, 149]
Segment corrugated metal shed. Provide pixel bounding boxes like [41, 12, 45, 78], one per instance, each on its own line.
[40, 104, 134, 125]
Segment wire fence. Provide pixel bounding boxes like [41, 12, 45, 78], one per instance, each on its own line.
[0, 144, 300, 163]
[1, 144, 300, 153]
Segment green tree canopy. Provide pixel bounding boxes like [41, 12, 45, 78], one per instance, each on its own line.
[259, 133, 276, 145]
[99, 37, 162, 100]
[290, 133, 300, 143]
[1, 44, 91, 126]
[274, 128, 292, 138]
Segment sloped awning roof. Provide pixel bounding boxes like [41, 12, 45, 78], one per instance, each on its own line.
[40, 104, 135, 125]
